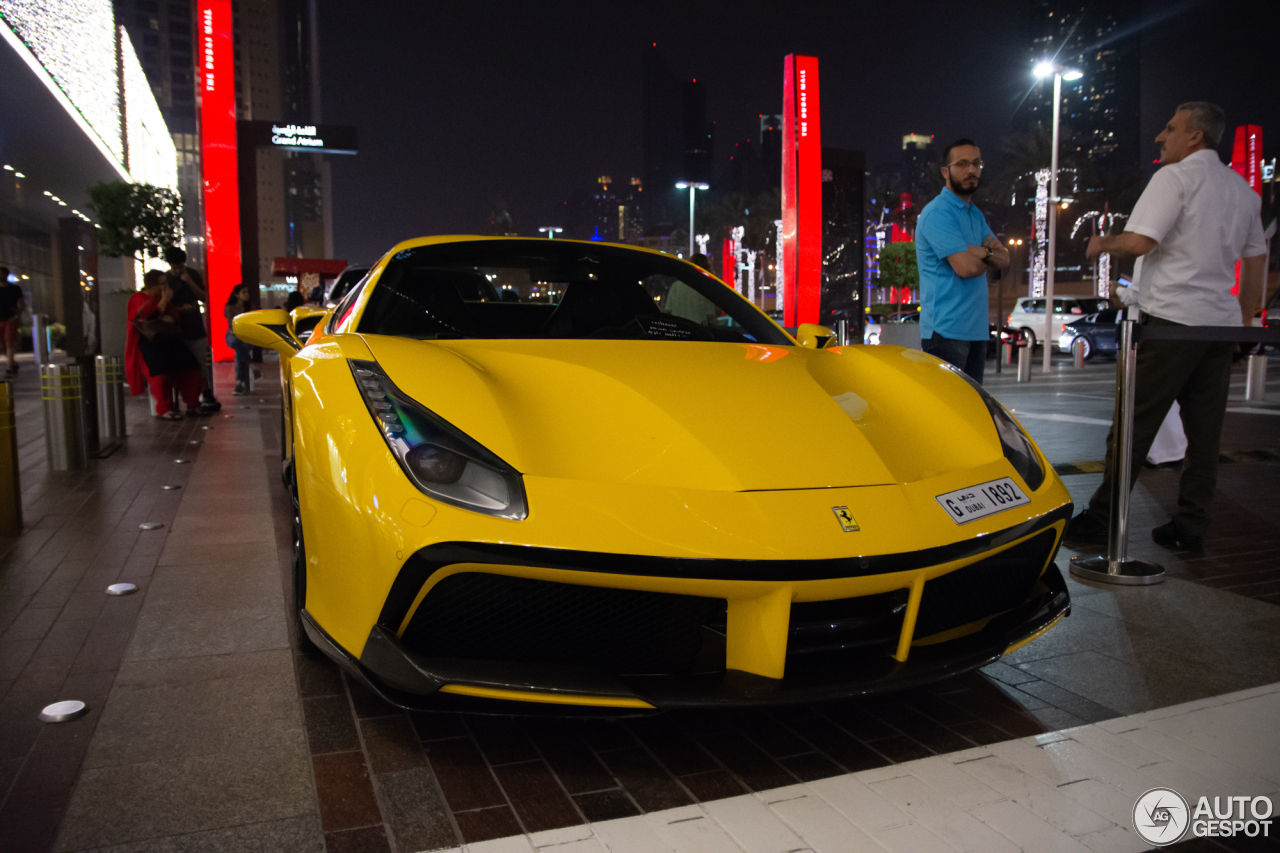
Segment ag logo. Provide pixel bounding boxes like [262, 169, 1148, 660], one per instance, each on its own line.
[831, 506, 859, 532]
[1134, 787, 1190, 846]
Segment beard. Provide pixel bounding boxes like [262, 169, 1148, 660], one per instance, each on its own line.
[948, 172, 981, 197]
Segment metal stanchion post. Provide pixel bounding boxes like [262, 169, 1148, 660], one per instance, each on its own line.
[94, 355, 126, 443]
[41, 364, 88, 471]
[1070, 317, 1164, 585]
[0, 381, 22, 534]
[836, 319, 849, 346]
[1016, 344, 1032, 382]
[32, 314, 48, 366]
[1072, 337, 1086, 368]
[1245, 353, 1267, 401]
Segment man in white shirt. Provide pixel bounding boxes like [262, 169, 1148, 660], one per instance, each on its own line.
[1064, 102, 1267, 554]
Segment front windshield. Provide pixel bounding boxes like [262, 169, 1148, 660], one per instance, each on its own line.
[357, 240, 791, 345]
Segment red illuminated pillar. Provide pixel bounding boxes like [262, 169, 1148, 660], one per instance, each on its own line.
[198, 0, 239, 362]
[722, 238, 736, 291]
[1230, 125, 1262, 296]
[781, 55, 822, 327]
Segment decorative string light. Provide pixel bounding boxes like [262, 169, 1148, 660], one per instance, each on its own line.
[1032, 169, 1050, 297]
[774, 220, 784, 317]
[0, 0, 124, 165]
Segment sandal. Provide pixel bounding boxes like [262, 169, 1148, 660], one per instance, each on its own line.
[158, 411, 183, 421]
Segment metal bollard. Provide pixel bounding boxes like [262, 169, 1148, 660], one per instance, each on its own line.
[41, 364, 88, 470]
[1003, 341, 1015, 365]
[836, 319, 849, 347]
[1069, 318, 1164, 586]
[1245, 353, 1267, 401]
[95, 355, 126, 442]
[0, 381, 21, 534]
[32, 314, 48, 366]
[1071, 337, 1087, 368]
[1016, 345, 1032, 382]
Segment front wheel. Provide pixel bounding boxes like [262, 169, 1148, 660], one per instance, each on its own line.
[1021, 328, 1037, 349]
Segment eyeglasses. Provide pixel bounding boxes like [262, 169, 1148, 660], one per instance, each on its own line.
[945, 159, 984, 171]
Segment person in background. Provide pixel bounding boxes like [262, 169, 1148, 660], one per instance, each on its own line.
[0, 267, 24, 379]
[127, 270, 202, 419]
[915, 138, 1009, 382]
[164, 246, 220, 412]
[1065, 101, 1267, 554]
[284, 285, 305, 312]
[224, 284, 255, 395]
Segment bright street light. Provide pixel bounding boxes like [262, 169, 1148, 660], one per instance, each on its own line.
[676, 181, 710, 257]
[1032, 60, 1081, 372]
[538, 227, 563, 239]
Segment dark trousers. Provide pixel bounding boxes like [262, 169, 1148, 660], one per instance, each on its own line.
[1086, 315, 1234, 537]
[922, 333, 986, 383]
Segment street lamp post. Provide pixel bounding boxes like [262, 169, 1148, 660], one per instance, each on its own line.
[1033, 62, 1081, 372]
[538, 227, 563, 239]
[675, 181, 709, 257]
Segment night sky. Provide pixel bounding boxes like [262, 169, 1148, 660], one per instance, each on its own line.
[318, 0, 1279, 265]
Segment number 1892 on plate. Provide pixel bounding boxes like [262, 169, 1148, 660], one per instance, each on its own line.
[935, 477, 1031, 524]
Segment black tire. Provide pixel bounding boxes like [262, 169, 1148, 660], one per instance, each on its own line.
[1021, 328, 1037, 349]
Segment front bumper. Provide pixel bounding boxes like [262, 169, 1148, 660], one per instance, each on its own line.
[303, 505, 1072, 711]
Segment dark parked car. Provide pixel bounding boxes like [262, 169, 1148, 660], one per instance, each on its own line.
[1058, 309, 1121, 360]
[989, 324, 1026, 356]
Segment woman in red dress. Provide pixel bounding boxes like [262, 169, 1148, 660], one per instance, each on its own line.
[126, 270, 202, 419]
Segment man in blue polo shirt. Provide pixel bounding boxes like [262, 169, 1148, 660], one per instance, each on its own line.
[915, 138, 1008, 382]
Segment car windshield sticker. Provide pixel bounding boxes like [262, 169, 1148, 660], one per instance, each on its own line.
[637, 315, 699, 339]
[935, 477, 1031, 524]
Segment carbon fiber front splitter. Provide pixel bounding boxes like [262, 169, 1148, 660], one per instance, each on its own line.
[302, 565, 1070, 714]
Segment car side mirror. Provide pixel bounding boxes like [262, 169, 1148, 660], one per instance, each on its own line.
[796, 323, 837, 349]
[232, 308, 300, 354]
[290, 305, 328, 343]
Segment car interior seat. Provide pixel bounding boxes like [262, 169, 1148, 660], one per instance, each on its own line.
[376, 269, 486, 337]
[540, 280, 661, 338]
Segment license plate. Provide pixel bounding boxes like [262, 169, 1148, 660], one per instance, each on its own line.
[936, 477, 1030, 524]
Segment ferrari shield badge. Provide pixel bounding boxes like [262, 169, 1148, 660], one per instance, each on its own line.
[832, 506, 860, 532]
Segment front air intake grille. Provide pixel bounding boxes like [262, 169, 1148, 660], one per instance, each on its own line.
[914, 529, 1057, 639]
[400, 572, 722, 675]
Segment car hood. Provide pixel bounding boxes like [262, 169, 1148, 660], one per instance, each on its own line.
[361, 336, 1004, 491]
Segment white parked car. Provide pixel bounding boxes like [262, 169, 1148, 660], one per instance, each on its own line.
[1007, 296, 1111, 349]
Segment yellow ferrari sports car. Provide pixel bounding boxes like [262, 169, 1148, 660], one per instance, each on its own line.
[235, 236, 1072, 711]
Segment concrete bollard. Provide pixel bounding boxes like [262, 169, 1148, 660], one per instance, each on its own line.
[0, 381, 21, 534]
[1245, 353, 1267, 402]
[1016, 345, 1032, 382]
[95, 355, 126, 442]
[1072, 337, 1087, 368]
[31, 314, 48, 366]
[41, 364, 88, 470]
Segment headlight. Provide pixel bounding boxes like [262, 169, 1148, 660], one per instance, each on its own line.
[349, 360, 528, 520]
[951, 369, 1046, 492]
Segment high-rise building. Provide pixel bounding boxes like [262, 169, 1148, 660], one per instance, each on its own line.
[642, 45, 713, 236]
[565, 176, 644, 243]
[901, 133, 935, 201]
[1022, 0, 1141, 169]
[113, 0, 202, 250]
[231, 0, 330, 287]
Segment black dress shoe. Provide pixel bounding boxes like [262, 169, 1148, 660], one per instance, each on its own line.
[1152, 521, 1204, 555]
[1064, 510, 1109, 545]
